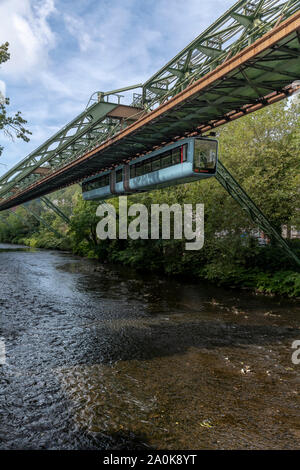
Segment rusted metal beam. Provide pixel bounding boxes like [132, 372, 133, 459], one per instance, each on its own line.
[32, 167, 51, 175]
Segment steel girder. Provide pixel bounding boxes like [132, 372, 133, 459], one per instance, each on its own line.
[41, 197, 70, 224]
[8, 208, 29, 228]
[23, 203, 62, 238]
[0, 100, 125, 199]
[143, 0, 300, 108]
[216, 161, 300, 266]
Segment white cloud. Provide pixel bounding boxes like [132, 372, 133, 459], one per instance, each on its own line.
[0, 0, 56, 79]
[61, 3, 162, 96]
[63, 14, 93, 53]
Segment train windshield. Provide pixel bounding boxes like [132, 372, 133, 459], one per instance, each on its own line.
[193, 139, 217, 173]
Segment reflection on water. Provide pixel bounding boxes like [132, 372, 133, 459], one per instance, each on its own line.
[0, 242, 35, 253]
[0, 245, 299, 449]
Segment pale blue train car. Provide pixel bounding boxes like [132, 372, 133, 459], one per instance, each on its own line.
[82, 137, 218, 201]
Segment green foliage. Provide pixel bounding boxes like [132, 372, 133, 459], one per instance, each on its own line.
[68, 194, 99, 254]
[255, 271, 300, 297]
[0, 42, 31, 156]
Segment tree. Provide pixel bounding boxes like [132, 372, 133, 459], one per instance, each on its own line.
[0, 42, 31, 156]
[217, 100, 300, 229]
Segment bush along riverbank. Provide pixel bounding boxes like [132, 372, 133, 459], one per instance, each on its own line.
[0, 102, 299, 297]
[13, 227, 300, 297]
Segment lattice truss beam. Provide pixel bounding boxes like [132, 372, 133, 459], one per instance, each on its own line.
[143, 0, 300, 107]
[90, 24, 300, 163]
[0, 101, 135, 199]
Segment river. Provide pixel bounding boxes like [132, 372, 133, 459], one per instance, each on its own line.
[0, 244, 299, 449]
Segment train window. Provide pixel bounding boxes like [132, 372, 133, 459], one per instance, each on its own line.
[116, 169, 123, 183]
[128, 142, 189, 181]
[97, 174, 108, 188]
[182, 144, 187, 162]
[144, 161, 151, 174]
[172, 148, 181, 165]
[136, 162, 143, 177]
[86, 181, 93, 191]
[193, 139, 217, 172]
[161, 151, 172, 169]
[152, 156, 161, 172]
[83, 173, 109, 191]
[130, 165, 136, 178]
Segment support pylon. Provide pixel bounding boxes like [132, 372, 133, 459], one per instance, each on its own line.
[215, 160, 300, 267]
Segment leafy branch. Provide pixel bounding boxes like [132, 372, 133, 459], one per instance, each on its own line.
[0, 42, 31, 156]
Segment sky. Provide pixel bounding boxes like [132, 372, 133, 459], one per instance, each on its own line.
[0, 0, 234, 176]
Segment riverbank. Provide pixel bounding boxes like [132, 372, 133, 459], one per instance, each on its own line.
[14, 234, 300, 298]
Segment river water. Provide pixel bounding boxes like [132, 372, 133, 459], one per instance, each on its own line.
[0, 244, 299, 450]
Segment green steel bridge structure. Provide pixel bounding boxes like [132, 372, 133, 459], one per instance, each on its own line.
[0, 0, 299, 264]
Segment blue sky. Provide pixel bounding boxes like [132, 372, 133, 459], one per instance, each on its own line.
[0, 0, 234, 175]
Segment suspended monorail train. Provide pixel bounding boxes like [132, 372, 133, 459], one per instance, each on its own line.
[82, 137, 218, 201]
